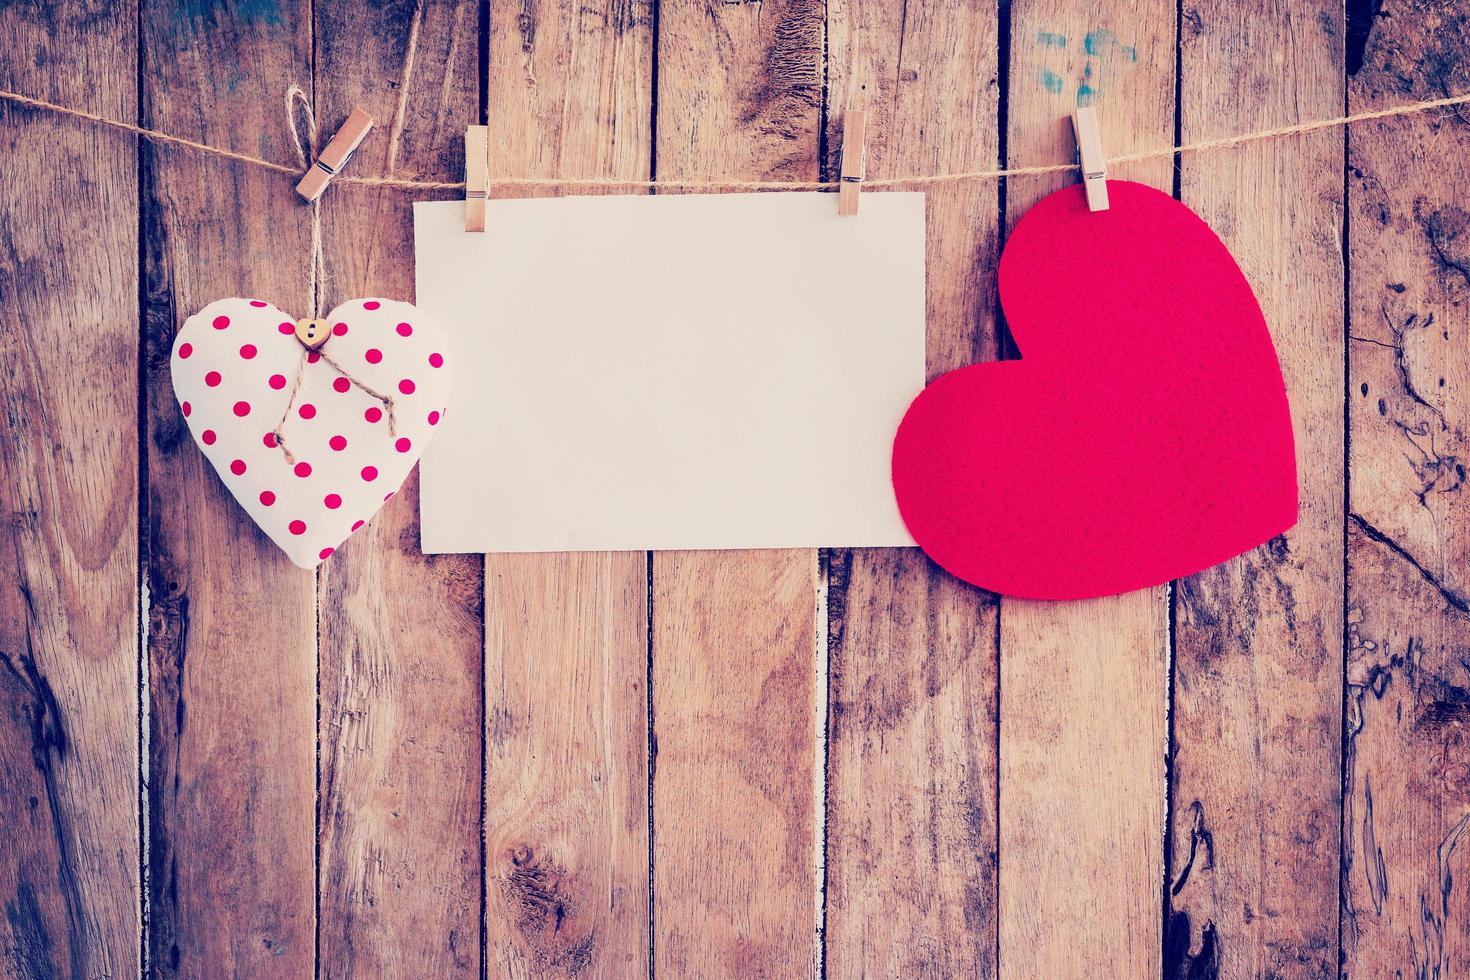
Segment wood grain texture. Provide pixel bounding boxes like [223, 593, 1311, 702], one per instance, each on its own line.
[652, 550, 818, 977]
[483, 1, 654, 975]
[485, 554, 650, 977]
[7, 4, 1470, 974]
[1342, 2, 1470, 975]
[314, 2, 484, 976]
[822, 2, 1001, 975]
[141, 1, 317, 974]
[651, 2, 824, 974]
[997, 4, 1174, 977]
[1168, 1, 1346, 976]
[0, 3, 141, 977]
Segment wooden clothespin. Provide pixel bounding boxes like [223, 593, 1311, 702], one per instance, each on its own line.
[295, 107, 374, 203]
[838, 110, 867, 216]
[465, 125, 489, 232]
[1070, 106, 1109, 212]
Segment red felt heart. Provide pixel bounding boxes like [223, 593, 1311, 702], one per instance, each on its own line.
[891, 181, 1298, 599]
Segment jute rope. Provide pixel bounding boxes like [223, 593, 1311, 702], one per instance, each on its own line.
[268, 85, 398, 465]
[1, 86, 1467, 192]
[283, 84, 325, 318]
[5, 82, 1465, 462]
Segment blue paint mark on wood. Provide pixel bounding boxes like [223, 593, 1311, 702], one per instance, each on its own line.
[1083, 29, 1116, 56]
[173, 0, 284, 31]
[1034, 26, 1137, 100]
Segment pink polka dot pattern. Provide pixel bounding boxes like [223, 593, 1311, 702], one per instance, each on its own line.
[170, 297, 451, 568]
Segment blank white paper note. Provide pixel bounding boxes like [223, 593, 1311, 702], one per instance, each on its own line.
[413, 191, 925, 553]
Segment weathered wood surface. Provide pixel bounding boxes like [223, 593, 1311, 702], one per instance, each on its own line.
[482, 1, 653, 976]
[822, 3, 1001, 977]
[1168, 2, 1346, 977]
[141, 1, 318, 976]
[314, 2, 484, 976]
[650, 3, 824, 976]
[1343, 1, 1470, 976]
[2, 1, 1467, 977]
[0, 6, 140, 978]
[998, 5, 1174, 976]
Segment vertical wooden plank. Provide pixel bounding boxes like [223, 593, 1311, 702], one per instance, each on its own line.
[1342, 3, 1470, 975]
[651, 2, 824, 974]
[1168, 1, 1345, 976]
[822, 3, 1001, 976]
[484, 555, 650, 977]
[313, 2, 484, 977]
[651, 552, 818, 976]
[0, 10, 139, 976]
[482, 1, 654, 975]
[998, 6, 1174, 977]
[141, 1, 317, 974]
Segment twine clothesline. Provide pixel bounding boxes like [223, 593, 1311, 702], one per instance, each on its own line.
[1, 86, 1468, 193]
[6, 81, 1466, 469]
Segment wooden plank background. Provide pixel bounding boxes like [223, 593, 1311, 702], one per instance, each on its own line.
[1, 0, 1466, 977]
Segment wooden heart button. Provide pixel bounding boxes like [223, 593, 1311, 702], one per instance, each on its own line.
[295, 317, 332, 349]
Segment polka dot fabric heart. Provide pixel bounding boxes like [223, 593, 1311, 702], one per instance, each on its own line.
[171, 297, 451, 568]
